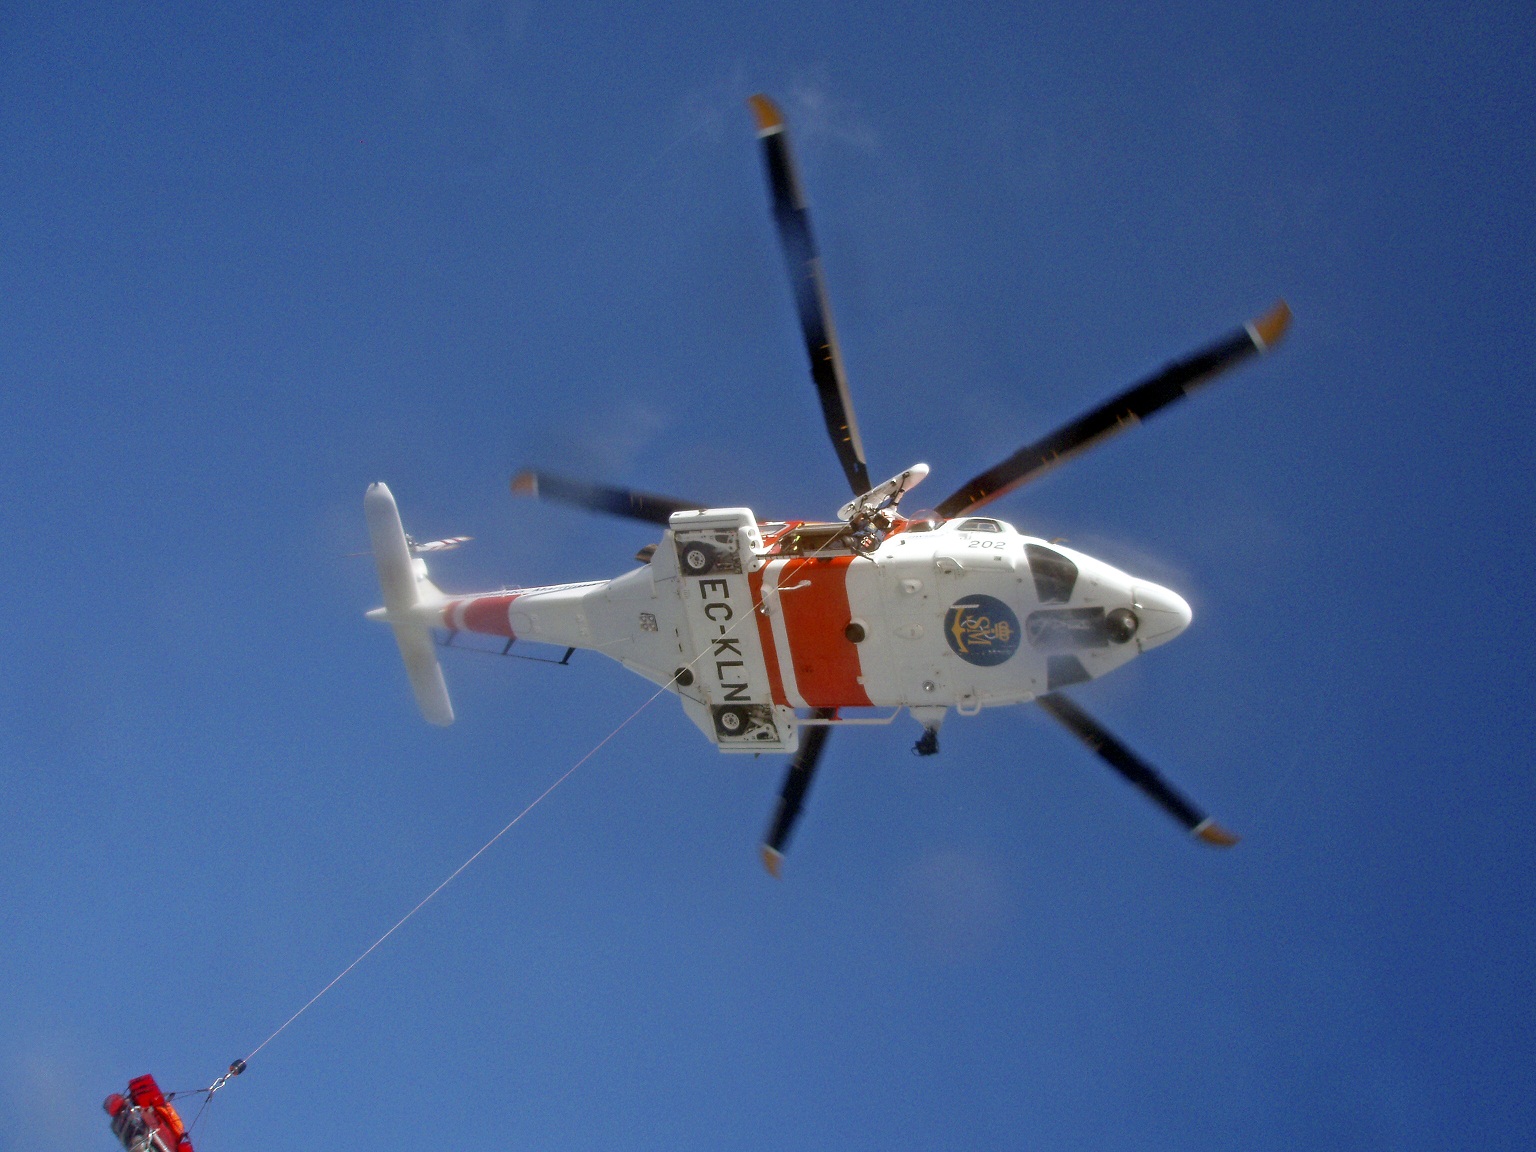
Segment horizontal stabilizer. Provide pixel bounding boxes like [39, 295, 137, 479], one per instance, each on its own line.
[366, 482, 454, 726]
[366, 483, 422, 614]
[390, 620, 454, 727]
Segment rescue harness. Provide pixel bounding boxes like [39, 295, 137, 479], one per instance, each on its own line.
[102, 1062, 243, 1152]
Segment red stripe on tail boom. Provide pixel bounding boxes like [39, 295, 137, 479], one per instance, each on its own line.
[443, 594, 520, 638]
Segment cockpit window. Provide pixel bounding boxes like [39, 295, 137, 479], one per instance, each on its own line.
[1025, 543, 1078, 603]
[957, 518, 1004, 533]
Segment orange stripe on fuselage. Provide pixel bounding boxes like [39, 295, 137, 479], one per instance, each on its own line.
[747, 568, 790, 706]
[777, 556, 871, 708]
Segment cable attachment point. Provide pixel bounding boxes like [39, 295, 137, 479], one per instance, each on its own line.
[205, 1060, 246, 1097]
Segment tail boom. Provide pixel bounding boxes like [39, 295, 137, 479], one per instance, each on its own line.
[437, 581, 610, 650]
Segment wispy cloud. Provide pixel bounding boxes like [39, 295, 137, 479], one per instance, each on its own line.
[780, 77, 881, 156]
[892, 850, 1013, 963]
[2, 1040, 104, 1152]
[402, 0, 532, 163]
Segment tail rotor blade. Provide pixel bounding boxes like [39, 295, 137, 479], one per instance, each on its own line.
[761, 710, 836, 876]
[511, 470, 703, 525]
[749, 94, 872, 498]
[935, 302, 1291, 518]
[1036, 693, 1238, 846]
[409, 535, 472, 554]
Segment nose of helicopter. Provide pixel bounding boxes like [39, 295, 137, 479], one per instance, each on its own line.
[1132, 583, 1193, 650]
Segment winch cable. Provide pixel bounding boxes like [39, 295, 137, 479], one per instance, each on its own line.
[196, 529, 854, 1113]
[237, 682, 676, 1069]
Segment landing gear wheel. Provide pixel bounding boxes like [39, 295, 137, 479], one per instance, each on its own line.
[681, 541, 716, 575]
[913, 729, 940, 757]
[714, 706, 749, 738]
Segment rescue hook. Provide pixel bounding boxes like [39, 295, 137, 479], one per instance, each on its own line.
[206, 1060, 246, 1096]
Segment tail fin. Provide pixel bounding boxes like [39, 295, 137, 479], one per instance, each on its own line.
[365, 483, 454, 726]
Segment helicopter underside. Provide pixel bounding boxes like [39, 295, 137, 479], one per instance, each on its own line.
[436, 506, 1191, 755]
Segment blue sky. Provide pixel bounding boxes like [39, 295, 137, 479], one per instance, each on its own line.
[2, 2, 1533, 1149]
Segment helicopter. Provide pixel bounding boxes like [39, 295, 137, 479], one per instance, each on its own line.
[364, 94, 1290, 875]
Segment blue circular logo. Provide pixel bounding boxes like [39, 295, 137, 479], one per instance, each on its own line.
[944, 594, 1022, 667]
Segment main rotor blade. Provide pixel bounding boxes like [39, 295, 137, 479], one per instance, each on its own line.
[1035, 692, 1238, 846]
[511, 470, 703, 526]
[749, 94, 872, 498]
[934, 302, 1291, 518]
[761, 709, 837, 876]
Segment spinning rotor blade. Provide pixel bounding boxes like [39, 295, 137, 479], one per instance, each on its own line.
[934, 302, 1291, 518]
[511, 470, 703, 526]
[409, 535, 472, 553]
[1035, 692, 1238, 846]
[749, 94, 872, 498]
[343, 534, 473, 560]
[761, 709, 836, 876]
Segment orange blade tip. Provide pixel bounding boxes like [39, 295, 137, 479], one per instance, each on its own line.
[1248, 300, 1292, 350]
[510, 471, 538, 495]
[747, 94, 784, 135]
[760, 845, 784, 877]
[1193, 819, 1240, 848]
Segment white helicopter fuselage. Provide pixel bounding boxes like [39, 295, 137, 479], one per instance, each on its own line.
[369, 487, 1191, 755]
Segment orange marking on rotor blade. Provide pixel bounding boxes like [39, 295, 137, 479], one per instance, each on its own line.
[761, 845, 784, 877]
[778, 556, 871, 708]
[747, 93, 784, 134]
[1249, 300, 1292, 350]
[1194, 820, 1241, 847]
[748, 567, 790, 706]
